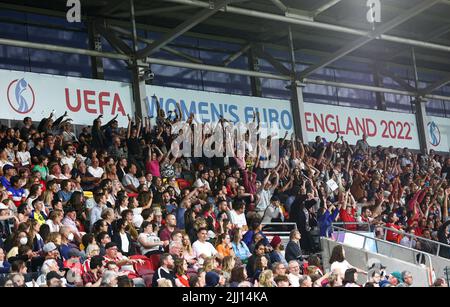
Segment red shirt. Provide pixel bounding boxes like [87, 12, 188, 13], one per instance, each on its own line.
[176, 274, 190, 287]
[339, 208, 357, 231]
[385, 223, 402, 242]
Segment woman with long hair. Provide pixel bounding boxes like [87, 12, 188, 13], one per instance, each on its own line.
[42, 190, 54, 209]
[100, 208, 115, 238]
[28, 219, 45, 252]
[329, 245, 366, 279]
[26, 184, 43, 207]
[215, 233, 235, 258]
[229, 266, 248, 287]
[202, 257, 219, 273]
[221, 255, 236, 284]
[46, 209, 64, 233]
[231, 228, 251, 264]
[111, 218, 134, 256]
[16, 141, 31, 167]
[252, 255, 269, 282]
[182, 233, 197, 267]
[258, 269, 274, 287]
[343, 268, 360, 287]
[174, 257, 190, 287]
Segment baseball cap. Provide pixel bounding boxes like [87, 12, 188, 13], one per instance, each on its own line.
[0, 203, 9, 210]
[205, 271, 220, 287]
[46, 271, 62, 282]
[43, 242, 57, 253]
[2, 164, 14, 172]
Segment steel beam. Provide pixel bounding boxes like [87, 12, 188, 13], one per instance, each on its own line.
[420, 75, 450, 95]
[313, 0, 342, 17]
[98, 0, 127, 15]
[268, 0, 288, 13]
[136, 0, 232, 59]
[248, 46, 263, 97]
[299, 0, 441, 79]
[88, 21, 104, 79]
[378, 69, 417, 93]
[1, 36, 450, 102]
[95, 22, 133, 55]
[411, 47, 431, 153]
[165, 0, 450, 53]
[223, 43, 251, 66]
[288, 26, 308, 143]
[110, 26, 204, 64]
[0, 37, 129, 61]
[373, 64, 386, 111]
[252, 46, 291, 76]
[113, 5, 193, 18]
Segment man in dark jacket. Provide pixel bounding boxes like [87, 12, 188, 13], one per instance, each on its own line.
[289, 194, 319, 253]
[151, 253, 176, 287]
[285, 229, 303, 263]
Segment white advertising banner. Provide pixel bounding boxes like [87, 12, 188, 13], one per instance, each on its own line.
[145, 85, 293, 137]
[303, 103, 421, 150]
[144, 85, 423, 150]
[0, 69, 133, 127]
[0, 69, 446, 152]
[426, 116, 450, 153]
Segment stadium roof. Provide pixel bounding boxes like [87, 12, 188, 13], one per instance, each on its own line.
[1, 0, 450, 98]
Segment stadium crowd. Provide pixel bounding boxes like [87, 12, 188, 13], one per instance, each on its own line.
[0, 107, 449, 287]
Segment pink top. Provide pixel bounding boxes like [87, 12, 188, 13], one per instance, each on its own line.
[146, 160, 161, 177]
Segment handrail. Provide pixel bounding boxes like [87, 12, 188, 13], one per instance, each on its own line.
[377, 225, 450, 258]
[325, 222, 372, 237]
[261, 223, 297, 227]
[330, 225, 434, 285]
[261, 223, 297, 236]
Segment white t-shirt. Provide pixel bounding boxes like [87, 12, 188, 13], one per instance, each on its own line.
[46, 220, 60, 233]
[122, 174, 140, 189]
[330, 260, 352, 278]
[192, 240, 218, 261]
[61, 155, 76, 171]
[288, 273, 300, 287]
[138, 232, 161, 255]
[256, 188, 274, 213]
[230, 210, 247, 228]
[88, 166, 104, 178]
[193, 178, 210, 190]
[17, 151, 31, 166]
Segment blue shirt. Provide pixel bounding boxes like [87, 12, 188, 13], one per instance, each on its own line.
[242, 231, 269, 247]
[318, 209, 340, 237]
[0, 260, 11, 274]
[0, 177, 11, 189]
[175, 207, 186, 230]
[60, 243, 72, 260]
[232, 241, 252, 261]
[58, 190, 73, 203]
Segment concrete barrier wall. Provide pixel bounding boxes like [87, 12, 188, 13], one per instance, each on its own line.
[375, 240, 450, 280]
[321, 238, 431, 287]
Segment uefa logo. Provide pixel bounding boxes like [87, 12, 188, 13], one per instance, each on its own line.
[427, 121, 440, 147]
[7, 78, 35, 114]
